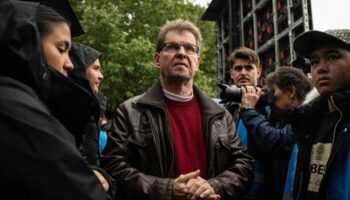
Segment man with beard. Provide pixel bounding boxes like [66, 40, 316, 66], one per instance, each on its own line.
[101, 19, 254, 200]
[225, 47, 271, 199]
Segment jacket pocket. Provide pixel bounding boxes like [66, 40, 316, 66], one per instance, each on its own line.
[127, 127, 158, 173]
[214, 135, 231, 172]
[128, 128, 153, 148]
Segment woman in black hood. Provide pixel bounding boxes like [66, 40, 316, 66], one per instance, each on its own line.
[69, 43, 104, 93]
[69, 43, 112, 154]
[68, 43, 115, 193]
[0, 0, 108, 199]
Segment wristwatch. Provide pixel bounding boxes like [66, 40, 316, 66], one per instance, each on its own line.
[241, 105, 255, 110]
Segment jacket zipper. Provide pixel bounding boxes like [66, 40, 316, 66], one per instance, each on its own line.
[330, 96, 343, 145]
[145, 109, 166, 176]
[296, 172, 303, 200]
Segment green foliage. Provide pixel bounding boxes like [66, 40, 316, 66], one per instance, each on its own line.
[70, 0, 216, 109]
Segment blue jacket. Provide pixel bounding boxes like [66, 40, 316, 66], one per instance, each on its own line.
[239, 107, 296, 199]
[327, 122, 350, 199]
[240, 108, 295, 158]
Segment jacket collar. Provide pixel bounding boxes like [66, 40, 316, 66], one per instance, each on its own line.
[136, 80, 225, 116]
[292, 88, 350, 124]
[331, 89, 350, 120]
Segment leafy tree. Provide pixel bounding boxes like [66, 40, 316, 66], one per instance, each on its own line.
[70, 0, 216, 109]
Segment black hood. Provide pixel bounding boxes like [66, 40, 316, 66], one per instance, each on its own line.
[70, 43, 102, 72]
[20, 0, 84, 37]
[68, 43, 102, 88]
[0, 0, 99, 142]
[0, 0, 49, 101]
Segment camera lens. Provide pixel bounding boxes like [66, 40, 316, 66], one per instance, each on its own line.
[218, 84, 242, 102]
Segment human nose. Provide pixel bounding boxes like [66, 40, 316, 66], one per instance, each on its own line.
[240, 68, 248, 75]
[314, 58, 329, 74]
[64, 56, 74, 72]
[175, 46, 188, 57]
[98, 71, 104, 81]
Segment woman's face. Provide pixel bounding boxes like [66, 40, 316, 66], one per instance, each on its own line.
[270, 83, 298, 114]
[85, 59, 103, 92]
[41, 22, 73, 77]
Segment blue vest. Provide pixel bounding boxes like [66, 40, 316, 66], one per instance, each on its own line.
[327, 122, 350, 199]
[99, 130, 107, 153]
[237, 119, 265, 199]
[283, 144, 298, 200]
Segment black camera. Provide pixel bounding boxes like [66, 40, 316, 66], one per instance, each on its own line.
[217, 83, 273, 104]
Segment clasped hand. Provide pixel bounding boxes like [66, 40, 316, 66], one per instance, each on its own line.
[173, 170, 220, 200]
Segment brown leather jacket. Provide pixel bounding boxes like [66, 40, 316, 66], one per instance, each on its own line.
[101, 81, 253, 200]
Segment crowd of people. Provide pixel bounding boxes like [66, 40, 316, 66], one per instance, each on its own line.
[1, 0, 350, 199]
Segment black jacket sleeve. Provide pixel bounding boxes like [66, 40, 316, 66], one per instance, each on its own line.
[0, 81, 108, 200]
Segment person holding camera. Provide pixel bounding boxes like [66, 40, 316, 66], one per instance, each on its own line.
[225, 47, 264, 122]
[225, 47, 271, 200]
[239, 66, 312, 200]
[226, 47, 312, 200]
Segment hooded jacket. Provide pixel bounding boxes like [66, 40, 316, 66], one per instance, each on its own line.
[0, 0, 106, 199]
[69, 43, 103, 165]
[69, 43, 102, 88]
[68, 43, 116, 198]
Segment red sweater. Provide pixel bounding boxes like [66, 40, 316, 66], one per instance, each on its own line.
[165, 96, 207, 178]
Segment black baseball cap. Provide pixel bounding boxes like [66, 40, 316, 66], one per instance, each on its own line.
[21, 0, 84, 37]
[294, 29, 350, 59]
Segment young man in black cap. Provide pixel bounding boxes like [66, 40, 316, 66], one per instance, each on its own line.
[291, 29, 350, 199]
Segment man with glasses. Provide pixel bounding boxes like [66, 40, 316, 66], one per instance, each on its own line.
[101, 19, 253, 200]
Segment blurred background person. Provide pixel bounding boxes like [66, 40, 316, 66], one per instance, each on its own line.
[69, 43, 103, 162]
[69, 43, 115, 194]
[225, 46, 273, 200]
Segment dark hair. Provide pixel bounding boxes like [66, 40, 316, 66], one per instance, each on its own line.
[36, 5, 70, 37]
[267, 66, 312, 103]
[228, 47, 260, 68]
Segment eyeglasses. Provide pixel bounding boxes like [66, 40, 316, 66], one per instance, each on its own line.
[161, 42, 199, 54]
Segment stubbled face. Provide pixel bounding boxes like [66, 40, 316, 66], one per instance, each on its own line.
[230, 58, 261, 87]
[85, 59, 103, 92]
[41, 22, 73, 77]
[154, 30, 200, 84]
[310, 43, 350, 96]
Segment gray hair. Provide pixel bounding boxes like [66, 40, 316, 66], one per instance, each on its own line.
[155, 19, 202, 52]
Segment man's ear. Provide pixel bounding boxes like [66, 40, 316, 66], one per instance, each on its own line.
[230, 69, 234, 80]
[154, 53, 160, 69]
[257, 65, 262, 78]
[196, 56, 201, 70]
